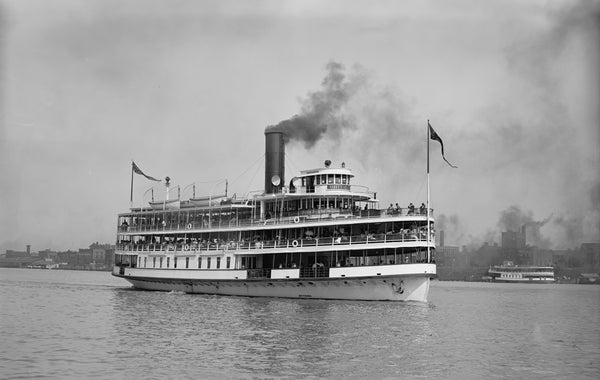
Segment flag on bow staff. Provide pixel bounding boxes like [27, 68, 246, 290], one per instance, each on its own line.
[132, 161, 161, 181]
[428, 120, 457, 169]
[130, 161, 161, 205]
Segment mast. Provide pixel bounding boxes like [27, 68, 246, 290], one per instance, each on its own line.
[426, 120, 431, 263]
[130, 161, 134, 208]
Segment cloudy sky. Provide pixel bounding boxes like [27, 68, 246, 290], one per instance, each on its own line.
[1, 0, 598, 252]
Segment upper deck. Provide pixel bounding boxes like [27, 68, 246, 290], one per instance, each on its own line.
[122, 134, 434, 236]
[118, 204, 433, 235]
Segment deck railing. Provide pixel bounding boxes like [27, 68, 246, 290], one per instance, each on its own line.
[116, 231, 434, 254]
[119, 207, 433, 233]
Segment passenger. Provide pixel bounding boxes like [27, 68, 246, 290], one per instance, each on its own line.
[420, 203, 426, 215]
[395, 203, 400, 213]
[408, 203, 415, 215]
[387, 203, 394, 214]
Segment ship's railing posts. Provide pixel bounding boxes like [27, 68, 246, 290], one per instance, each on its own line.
[208, 178, 227, 228]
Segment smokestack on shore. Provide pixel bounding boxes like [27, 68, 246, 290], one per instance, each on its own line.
[264, 130, 285, 194]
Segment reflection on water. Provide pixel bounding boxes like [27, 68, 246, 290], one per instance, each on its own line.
[1, 269, 599, 379]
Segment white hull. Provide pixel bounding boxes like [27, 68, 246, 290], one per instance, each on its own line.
[491, 277, 555, 283]
[113, 265, 433, 302]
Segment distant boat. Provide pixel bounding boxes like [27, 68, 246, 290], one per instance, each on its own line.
[488, 261, 554, 283]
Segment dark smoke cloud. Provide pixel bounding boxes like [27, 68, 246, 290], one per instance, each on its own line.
[551, 180, 600, 248]
[266, 61, 359, 148]
[266, 60, 425, 189]
[436, 213, 497, 250]
[497, 205, 552, 248]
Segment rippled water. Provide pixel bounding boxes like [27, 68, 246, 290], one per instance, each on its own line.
[1, 268, 599, 379]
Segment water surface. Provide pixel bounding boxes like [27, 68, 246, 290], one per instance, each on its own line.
[1, 268, 598, 379]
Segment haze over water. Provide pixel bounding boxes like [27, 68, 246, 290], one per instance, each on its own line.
[1, 268, 598, 379]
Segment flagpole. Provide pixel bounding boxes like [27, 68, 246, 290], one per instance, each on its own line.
[426, 120, 431, 263]
[130, 161, 134, 208]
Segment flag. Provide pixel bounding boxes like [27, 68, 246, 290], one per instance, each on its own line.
[132, 161, 161, 181]
[428, 121, 457, 168]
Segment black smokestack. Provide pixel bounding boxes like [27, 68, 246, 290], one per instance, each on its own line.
[264, 131, 285, 194]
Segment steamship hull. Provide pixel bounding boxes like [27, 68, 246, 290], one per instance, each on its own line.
[115, 129, 437, 302]
[113, 264, 434, 301]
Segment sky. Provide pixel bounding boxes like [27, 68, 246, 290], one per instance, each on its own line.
[1, 0, 599, 252]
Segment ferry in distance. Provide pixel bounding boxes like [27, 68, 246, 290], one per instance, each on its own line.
[488, 261, 555, 283]
[112, 129, 437, 301]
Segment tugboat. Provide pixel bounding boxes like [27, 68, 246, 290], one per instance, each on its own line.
[112, 129, 437, 301]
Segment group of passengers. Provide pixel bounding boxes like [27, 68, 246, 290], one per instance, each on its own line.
[386, 202, 428, 215]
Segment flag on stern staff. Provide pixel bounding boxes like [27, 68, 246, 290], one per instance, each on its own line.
[132, 161, 161, 181]
[428, 121, 457, 168]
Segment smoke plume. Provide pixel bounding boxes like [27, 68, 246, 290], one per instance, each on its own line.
[266, 61, 359, 148]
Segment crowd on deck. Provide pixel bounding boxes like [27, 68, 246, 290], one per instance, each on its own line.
[386, 202, 428, 215]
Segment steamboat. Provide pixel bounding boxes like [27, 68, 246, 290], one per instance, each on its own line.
[112, 130, 437, 301]
[488, 261, 555, 283]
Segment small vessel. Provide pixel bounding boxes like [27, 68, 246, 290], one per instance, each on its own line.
[488, 261, 555, 283]
[112, 130, 437, 301]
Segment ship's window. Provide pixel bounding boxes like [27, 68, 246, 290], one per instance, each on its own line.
[342, 175, 347, 184]
[160, 257, 163, 268]
[207, 257, 211, 269]
[226, 257, 231, 269]
[153, 257, 156, 268]
[198, 257, 202, 268]
[335, 174, 341, 184]
[328, 175, 333, 184]
[302, 178, 306, 187]
[144, 257, 147, 267]
[167, 257, 170, 268]
[174, 257, 177, 268]
[185, 257, 189, 269]
[315, 176, 320, 185]
[217, 257, 221, 269]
